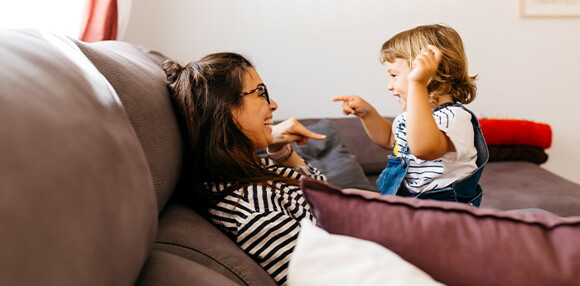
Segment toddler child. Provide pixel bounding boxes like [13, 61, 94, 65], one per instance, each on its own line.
[333, 24, 488, 206]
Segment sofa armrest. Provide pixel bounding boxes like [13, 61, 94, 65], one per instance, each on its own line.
[153, 203, 277, 286]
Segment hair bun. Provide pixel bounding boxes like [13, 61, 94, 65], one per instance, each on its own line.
[162, 59, 183, 84]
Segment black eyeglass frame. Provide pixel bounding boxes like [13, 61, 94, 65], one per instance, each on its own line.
[239, 83, 270, 104]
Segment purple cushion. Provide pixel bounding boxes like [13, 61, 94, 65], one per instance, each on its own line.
[301, 177, 580, 286]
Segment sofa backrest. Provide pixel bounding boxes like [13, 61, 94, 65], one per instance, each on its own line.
[0, 29, 158, 286]
[74, 39, 183, 212]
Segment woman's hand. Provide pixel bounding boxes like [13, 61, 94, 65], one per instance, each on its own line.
[269, 118, 326, 151]
[408, 44, 442, 85]
[332, 95, 375, 118]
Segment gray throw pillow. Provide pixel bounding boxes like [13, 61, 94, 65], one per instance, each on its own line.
[294, 119, 375, 191]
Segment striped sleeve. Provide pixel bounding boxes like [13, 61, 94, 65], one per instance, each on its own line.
[237, 211, 305, 286]
[261, 157, 327, 182]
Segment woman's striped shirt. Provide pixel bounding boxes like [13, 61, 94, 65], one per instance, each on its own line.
[207, 157, 327, 285]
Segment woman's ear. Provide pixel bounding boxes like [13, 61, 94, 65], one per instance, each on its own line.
[230, 108, 241, 129]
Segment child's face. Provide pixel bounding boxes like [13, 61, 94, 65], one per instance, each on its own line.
[385, 58, 411, 111]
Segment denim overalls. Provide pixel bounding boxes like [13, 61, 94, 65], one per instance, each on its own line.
[376, 103, 489, 206]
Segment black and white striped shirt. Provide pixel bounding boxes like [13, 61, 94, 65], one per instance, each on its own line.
[207, 157, 327, 285]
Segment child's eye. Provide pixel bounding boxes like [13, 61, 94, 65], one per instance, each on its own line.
[390, 74, 397, 78]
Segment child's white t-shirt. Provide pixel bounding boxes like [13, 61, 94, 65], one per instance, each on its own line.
[392, 106, 478, 193]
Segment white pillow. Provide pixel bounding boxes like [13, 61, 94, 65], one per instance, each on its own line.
[288, 220, 444, 286]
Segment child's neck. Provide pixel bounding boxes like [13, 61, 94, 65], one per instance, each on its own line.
[431, 94, 454, 110]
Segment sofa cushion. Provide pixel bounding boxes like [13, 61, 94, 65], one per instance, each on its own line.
[74, 39, 182, 212]
[480, 161, 580, 216]
[294, 119, 374, 190]
[479, 118, 552, 149]
[137, 250, 239, 286]
[301, 177, 580, 286]
[0, 29, 157, 286]
[487, 145, 548, 164]
[299, 118, 390, 175]
[154, 203, 277, 286]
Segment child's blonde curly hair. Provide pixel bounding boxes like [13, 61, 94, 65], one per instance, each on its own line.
[380, 24, 478, 107]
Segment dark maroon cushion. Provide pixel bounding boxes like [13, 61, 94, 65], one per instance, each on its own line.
[301, 177, 580, 286]
[487, 145, 548, 164]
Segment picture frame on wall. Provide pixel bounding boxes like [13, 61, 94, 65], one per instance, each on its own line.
[520, 0, 580, 17]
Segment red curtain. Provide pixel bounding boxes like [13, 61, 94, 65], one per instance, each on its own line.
[79, 0, 118, 42]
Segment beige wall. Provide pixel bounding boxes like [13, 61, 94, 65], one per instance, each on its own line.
[122, 0, 580, 184]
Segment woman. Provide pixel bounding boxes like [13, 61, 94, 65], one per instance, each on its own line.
[163, 52, 327, 285]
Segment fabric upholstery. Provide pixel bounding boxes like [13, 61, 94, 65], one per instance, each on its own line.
[0, 29, 157, 286]
[75, 39, 182, 211]
[154, 203, 277, 286]
[480, 162, 580, 216]
[137, 250, 239, 286]
[301, 177, 580, 286]
[294, 119, 374, 190]
[299, 118, 390, 175]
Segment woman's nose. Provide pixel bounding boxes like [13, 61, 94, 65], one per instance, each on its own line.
[270, 98, 278, 111]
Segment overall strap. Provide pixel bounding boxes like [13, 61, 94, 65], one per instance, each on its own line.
[435, 102, 489, 169]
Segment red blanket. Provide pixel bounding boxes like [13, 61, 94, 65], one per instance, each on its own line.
[478, 119, 552, 149]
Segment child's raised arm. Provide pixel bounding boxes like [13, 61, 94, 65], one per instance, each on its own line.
[406, 45, 454, 160]
[332, 95, 394, 149]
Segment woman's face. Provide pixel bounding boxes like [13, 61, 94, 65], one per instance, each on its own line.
[231, 68, 278, 150]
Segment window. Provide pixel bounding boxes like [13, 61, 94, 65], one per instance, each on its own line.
[0, 0, 85, 38]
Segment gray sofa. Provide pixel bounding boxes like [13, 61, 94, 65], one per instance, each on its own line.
[2, 30, 579, 286]
[1, 29, 275, 286]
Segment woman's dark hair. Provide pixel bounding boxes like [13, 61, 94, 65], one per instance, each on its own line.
[163, 53, 298, 211]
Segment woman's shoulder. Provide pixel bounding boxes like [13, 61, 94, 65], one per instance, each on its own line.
[216, 181, 301, 207]
[260, 157, 327, 182]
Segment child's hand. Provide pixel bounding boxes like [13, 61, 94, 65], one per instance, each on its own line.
[332, 95, 374, 118]
[408, 44, 442, 84]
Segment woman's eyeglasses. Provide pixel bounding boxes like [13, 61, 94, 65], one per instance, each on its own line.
[240, 83, 270, 104]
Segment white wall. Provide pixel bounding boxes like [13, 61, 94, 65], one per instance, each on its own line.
[122, 0, 580, 184]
